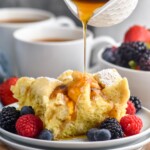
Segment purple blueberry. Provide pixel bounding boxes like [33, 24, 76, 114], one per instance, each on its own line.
[20, 106, 35, 116]
[87, 128, 111, 141]
[38, 129, 53, 140]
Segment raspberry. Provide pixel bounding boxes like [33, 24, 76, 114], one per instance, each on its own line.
[120, 115, 143, 136]
[0, 77, 18, 106]
[126, 101, 136, 115]
[16, 114, 43, 138]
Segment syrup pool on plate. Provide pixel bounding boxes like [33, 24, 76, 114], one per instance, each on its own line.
[70, 0, 109, 72]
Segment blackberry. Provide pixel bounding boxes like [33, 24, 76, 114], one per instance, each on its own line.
[0, 107, 20, 133]
[118, 42, 147, 67]
[99, 118, 124, 139]
[139, 50, 150, 71]
[129, 96, 142, 113]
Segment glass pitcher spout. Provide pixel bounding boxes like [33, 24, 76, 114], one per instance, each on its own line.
[64, 0, 139, 27]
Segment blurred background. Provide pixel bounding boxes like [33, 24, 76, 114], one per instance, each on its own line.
[0, 0, 150, 75]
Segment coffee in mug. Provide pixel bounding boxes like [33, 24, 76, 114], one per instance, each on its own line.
[34, 38, 75, 42]
[14, 25, 106, 78]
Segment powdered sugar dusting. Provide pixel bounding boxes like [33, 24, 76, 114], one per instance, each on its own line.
[94, 69, 122, 87]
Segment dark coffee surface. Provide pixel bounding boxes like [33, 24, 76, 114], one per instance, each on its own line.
[0, 18, 47, 23]
[34, 38, 74, 42]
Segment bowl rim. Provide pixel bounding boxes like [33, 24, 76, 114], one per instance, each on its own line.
[98, 48, 150, 74]
[13, 26, 93, 46]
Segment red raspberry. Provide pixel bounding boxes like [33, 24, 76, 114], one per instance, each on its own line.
[0, 77, 18, 106]
[16, 114, 43, 138]
[120, 115, 143, 136]
[126, 101, 136, 115]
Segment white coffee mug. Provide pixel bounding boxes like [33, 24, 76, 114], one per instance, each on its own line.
[14, 25, 104, 78]
[0, 8, 75, 75]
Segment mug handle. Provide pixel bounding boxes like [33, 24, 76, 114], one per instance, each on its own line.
[88, 36, 118, 73]
[56, 16, 76, 28]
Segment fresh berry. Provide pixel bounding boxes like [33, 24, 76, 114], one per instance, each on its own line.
[120, 115, 143, 136]
[86, 128, 97, 141]
[118, 42, 147, 64]
[126, 101, 136, 115]
[129, 96, 142, 113]
[102, 48, 118, 64]
[124, 25, 150, 43]
[87, 128, 111, 141]
[94, 129, 111, 141]
[0, 77, 18, 106]
[16, 114, 43, 138]
[0, 107, 20, 133]
[38, 129, 53, 140]
[20, 106, 35, 116]
[139, 50, 150, 71]
[99, 118, 124, 139]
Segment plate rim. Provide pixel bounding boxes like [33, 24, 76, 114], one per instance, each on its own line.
[1, 132, 150, 150]
[0, 133, 45, 150]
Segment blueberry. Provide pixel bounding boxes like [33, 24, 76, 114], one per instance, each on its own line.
[38, 129, 53, 140]
[86, 128, 98, 141]
[102, 48, 117, 64]
[20, 106, 35, 116]
[87, 128, 111, 141]
[94, 129, 111, 141]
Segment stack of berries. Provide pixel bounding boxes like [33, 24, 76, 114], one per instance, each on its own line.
[103, 25, 150, 71]
[86, 96, 142, 141]
[0, 106, 53, 140]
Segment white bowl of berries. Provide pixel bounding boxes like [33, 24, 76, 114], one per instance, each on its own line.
[96, 25, 150, 109]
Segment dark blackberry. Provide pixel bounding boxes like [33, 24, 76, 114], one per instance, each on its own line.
[129, 96, 142, 113]
[139, 50, 150, 71]
[0, 107, 20, 133]
[118, 42, 147, 66]
[99, 118, 124, 139]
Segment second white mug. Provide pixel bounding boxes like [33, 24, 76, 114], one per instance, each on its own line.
[0, 7, 75, 75]
[14, 25, 104, 78]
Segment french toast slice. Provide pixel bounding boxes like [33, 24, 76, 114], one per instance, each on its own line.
[11, 69, 130, 139]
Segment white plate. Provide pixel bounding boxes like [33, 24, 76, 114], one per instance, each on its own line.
[0, 133, 45, 150]
[1, 132, 150, 150]
[0, 103, 150, 149]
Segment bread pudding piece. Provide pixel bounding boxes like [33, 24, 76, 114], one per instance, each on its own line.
[11, 69, 130, 139]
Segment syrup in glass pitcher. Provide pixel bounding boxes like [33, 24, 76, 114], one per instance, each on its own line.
[65, 0, 138, 72]
[65, 0, 109, 72]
